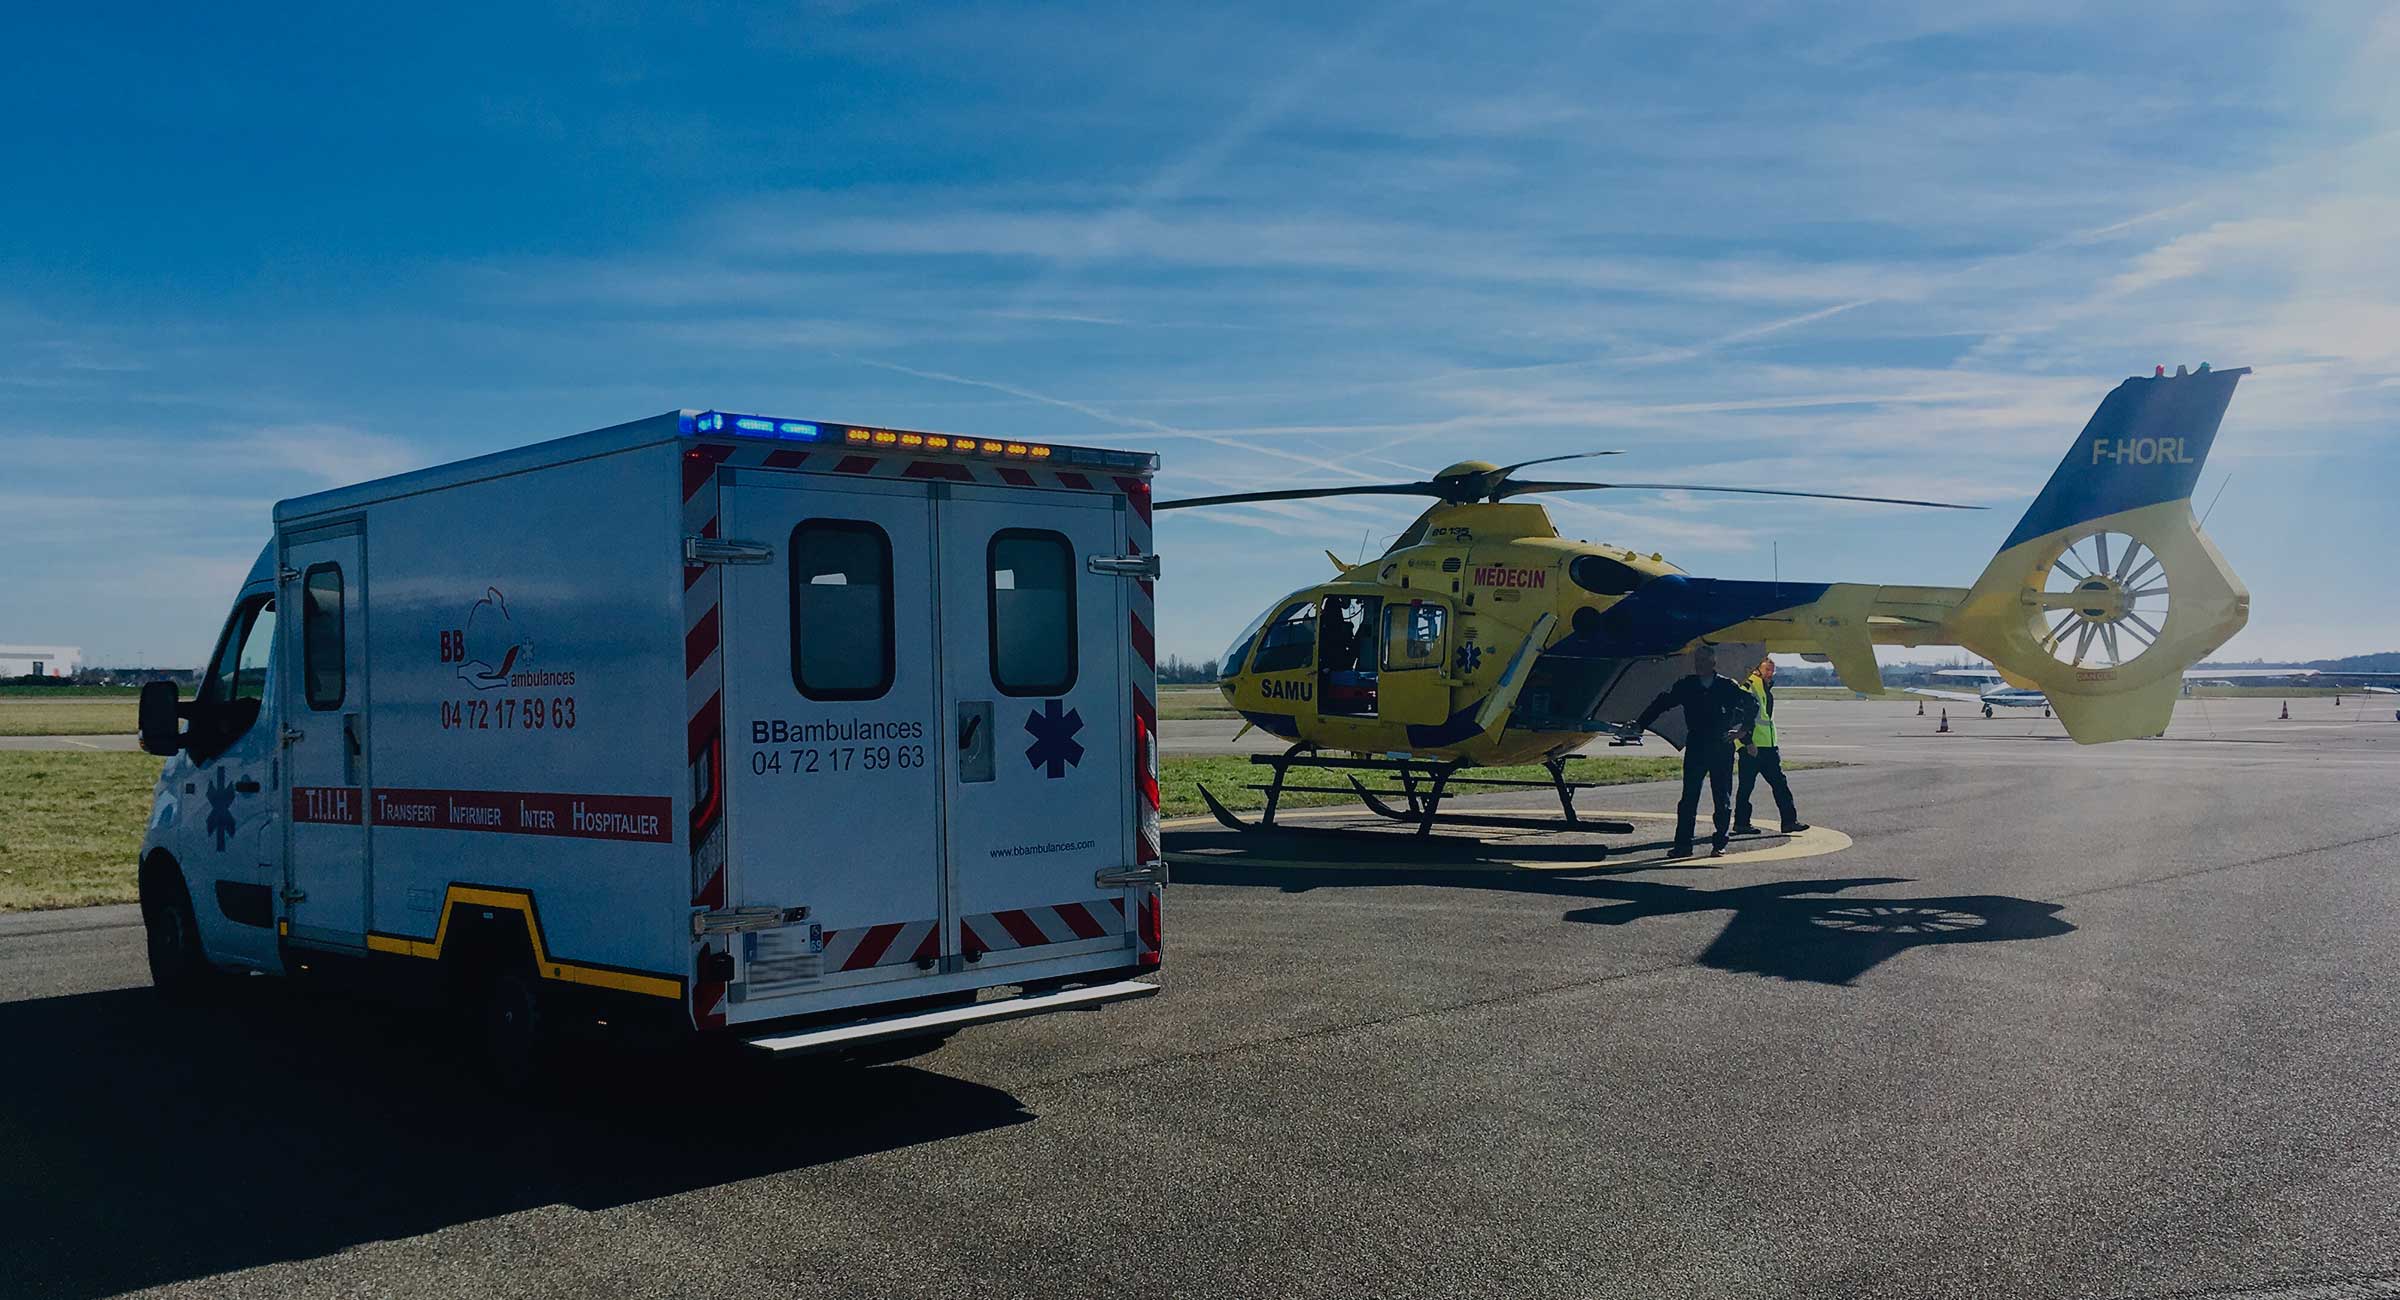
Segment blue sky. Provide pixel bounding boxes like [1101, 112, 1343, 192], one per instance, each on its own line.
[4, 2, 2394, 666]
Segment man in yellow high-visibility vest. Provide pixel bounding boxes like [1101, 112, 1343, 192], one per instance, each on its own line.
[1733, 655, 1808, 836]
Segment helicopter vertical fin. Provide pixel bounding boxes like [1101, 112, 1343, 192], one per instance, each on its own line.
[1946, 367, 2250, 743]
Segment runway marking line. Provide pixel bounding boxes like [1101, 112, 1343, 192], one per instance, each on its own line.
[1162, 806, 1853, 871]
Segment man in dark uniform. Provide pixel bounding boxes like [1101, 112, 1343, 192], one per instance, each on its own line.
[1624, 644, 1760, 860]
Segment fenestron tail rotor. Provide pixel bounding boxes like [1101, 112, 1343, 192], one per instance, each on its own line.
[2031, 527, 2173, 670]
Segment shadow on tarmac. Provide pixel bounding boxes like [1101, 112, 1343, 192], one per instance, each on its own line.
[0, 982, 1029, 1299]
[1171, 831, 2075, 986]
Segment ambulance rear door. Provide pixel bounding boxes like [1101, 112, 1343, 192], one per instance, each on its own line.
[936, 484, 1136, 977]
[718, 474, 947, 1002]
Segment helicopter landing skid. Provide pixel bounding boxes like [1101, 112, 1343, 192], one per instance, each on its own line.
[1194, 749, 1636, 841]
[1346, 779, 1636, 836]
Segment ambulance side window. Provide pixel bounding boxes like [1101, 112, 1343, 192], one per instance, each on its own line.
[987, 529, 1076, 696]
[1249, 602, 1318, 673]
[301, 563, 345, 710]
[1382, 602, 1446, 670]
[789, 520, 894, 701]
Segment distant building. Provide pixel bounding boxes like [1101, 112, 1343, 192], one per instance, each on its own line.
[0, 645, 82, 678]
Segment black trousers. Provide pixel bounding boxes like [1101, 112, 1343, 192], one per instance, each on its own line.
[1736, 744, 1800, 830]
[1675, 743, 1736, 851]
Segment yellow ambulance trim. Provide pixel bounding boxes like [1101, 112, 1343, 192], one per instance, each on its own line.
[364, 885, 683, 1000]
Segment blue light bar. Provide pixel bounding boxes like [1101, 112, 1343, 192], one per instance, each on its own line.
[733, 417, 775, 433]
[778, 421, 820, 439]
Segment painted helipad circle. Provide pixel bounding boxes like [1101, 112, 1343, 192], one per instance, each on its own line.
[1163, 805, 1852, 873]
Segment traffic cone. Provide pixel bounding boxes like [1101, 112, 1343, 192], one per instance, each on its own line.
[2334, 694, 2342, 706]
[1937, 708, 1950, 733]
[2279, 700, 2289, 719]
[1916, 699, 1925, 716]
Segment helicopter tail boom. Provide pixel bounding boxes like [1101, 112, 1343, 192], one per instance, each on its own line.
[1943, 367, 2250, 743]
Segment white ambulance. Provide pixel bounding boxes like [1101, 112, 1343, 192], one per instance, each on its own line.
[136, 410, 1165, 1082]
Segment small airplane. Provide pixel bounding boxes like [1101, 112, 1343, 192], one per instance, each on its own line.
[1912, 665, 2400, 718]
[1165, 365, 2255, 837]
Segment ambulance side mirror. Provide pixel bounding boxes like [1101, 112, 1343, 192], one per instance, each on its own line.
[137, 680, 186, 756]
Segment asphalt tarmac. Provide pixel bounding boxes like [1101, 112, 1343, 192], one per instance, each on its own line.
[5, 695, 2400, 1299]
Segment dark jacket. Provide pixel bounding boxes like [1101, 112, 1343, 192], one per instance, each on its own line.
[1634, 673, 1762, 752]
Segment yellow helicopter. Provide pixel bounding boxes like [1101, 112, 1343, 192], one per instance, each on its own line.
[1163, 366, 2251, 835]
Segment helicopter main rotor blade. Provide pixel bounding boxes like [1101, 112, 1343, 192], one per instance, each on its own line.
[1155, 482, 1445, 510]
[1494, 479, 1987, 510]
[1490, 450, 1625, 478]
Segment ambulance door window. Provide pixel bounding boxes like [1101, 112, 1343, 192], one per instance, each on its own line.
[1247, 601, 1318, 674]
[789, 520, 894, 700]
[987, 529, 1076, 696]
[300, 563, 345, 710]
[1382, 602, 1446, 671]
[194, 596, 277, 758]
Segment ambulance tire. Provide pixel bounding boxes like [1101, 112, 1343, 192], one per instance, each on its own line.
[479, 968, 555, 1095]
[141, 858, 217, 1004]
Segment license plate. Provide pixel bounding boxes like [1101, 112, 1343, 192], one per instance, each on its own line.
[742, 922, 824, 997]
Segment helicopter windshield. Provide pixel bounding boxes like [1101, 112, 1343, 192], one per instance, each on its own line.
[1216, 600, 1282, 678]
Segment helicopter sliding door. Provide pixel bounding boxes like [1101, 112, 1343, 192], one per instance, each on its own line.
[1376, 598, 1453, 726]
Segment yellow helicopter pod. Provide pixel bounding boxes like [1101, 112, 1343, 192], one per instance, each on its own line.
[1186, 367, 2250, 764]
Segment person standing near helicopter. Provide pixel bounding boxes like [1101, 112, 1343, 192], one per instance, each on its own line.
[1733, 654, 1808, 837]
[1625, 643, 1760, 859]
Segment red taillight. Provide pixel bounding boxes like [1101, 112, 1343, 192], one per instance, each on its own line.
[1134, 713, 1162, 866]
[1138, 891, 1162, 968]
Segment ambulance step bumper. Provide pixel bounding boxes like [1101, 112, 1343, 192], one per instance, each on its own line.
[740, 979, 1160, 1055]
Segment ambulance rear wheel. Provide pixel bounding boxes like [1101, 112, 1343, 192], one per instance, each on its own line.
[480, 969, 553, 1094]
[141, 862, 214, 1004]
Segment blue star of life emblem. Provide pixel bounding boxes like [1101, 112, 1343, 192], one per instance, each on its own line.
[1455, 642, 1484, 675]
[203, 768, 239, 852]
[1024, 699, 1085, 779]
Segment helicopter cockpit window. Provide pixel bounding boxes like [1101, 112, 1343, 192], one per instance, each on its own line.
[1248, 602, 1319, 674]
[1569, 553, 1648, 596]
[1382, 602, 1447, 671]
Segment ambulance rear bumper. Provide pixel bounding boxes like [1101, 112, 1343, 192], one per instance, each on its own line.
[739, 978, 1159, 1055]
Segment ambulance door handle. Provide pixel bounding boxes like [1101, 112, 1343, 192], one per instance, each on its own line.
[958, 701, 995, 783]
[342, 713, 362, 786]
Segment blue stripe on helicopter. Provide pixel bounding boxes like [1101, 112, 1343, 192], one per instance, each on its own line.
[1999, 368, 2244, 551]
[1406, 702, 1488, 749]
[1543, 576, 1831, 660]
[1239, 710, 1303, 739]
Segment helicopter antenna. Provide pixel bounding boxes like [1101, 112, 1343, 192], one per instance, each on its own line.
[2197, 473, 2232, 529]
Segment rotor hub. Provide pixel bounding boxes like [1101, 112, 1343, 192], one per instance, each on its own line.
[2066, 575, 2129, 623]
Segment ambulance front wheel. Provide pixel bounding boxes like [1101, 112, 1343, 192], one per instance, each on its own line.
[479, 969, 554, 1094]
[140, 856, 215, 1004]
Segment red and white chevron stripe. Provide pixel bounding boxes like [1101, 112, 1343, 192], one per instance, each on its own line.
[1117, 473, 1164, 969]
[682, 443, 734, 1028]
[959, 898, 1128, 959]
[822, 918, 942, 973]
